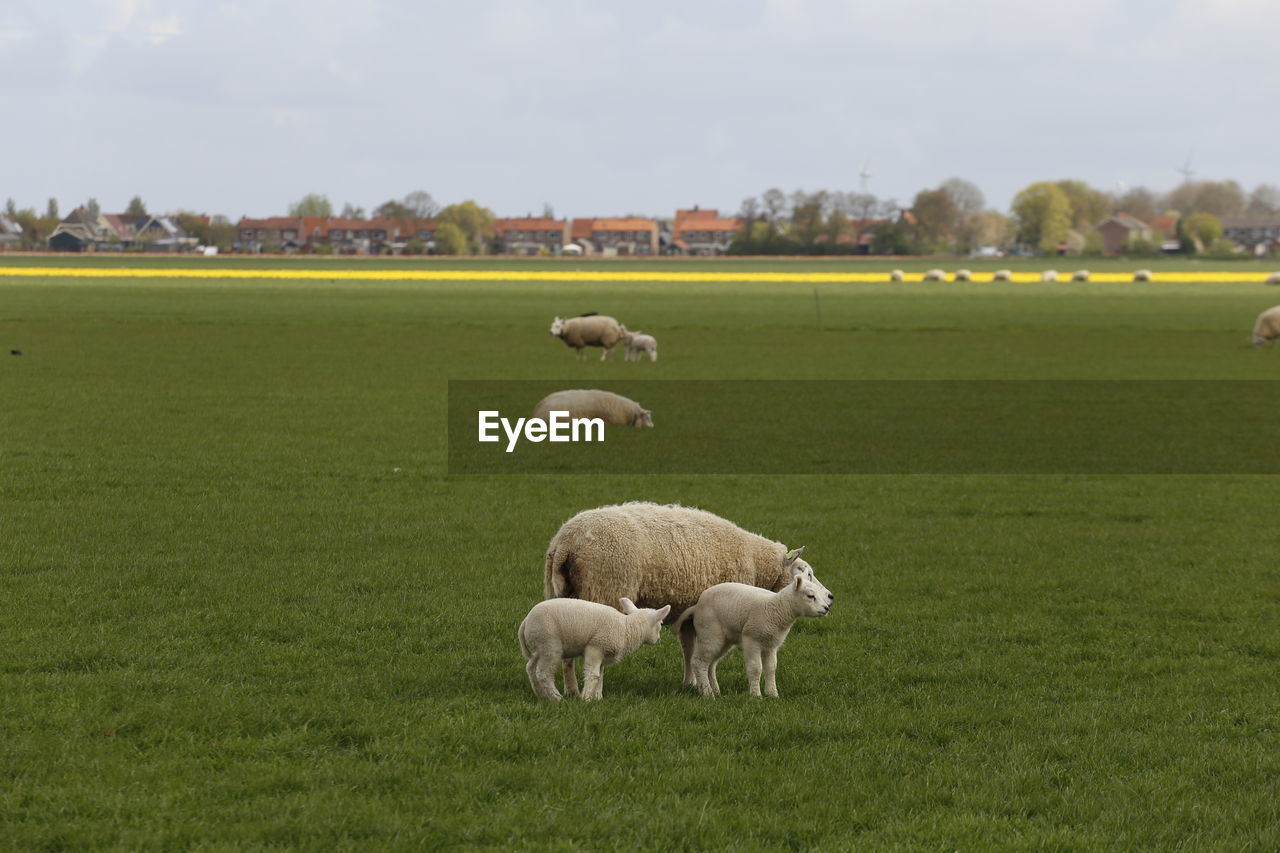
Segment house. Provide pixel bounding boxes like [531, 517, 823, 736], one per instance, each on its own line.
[569, 217, 659, 256]
[1095, 214, 1154, 254]
[491, 217, 567, 255]
[48, 208, 136, 252]
[0, 214, 22, 250]
[672, 208, 741, 255]
[133, 215, 196, 252]
[236, 217, 307, 252]
[1221, 216, 1280, 255]
[236, 216, 436, 254]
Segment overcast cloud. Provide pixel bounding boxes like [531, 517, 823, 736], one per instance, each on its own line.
[2, 0, 1276, 219]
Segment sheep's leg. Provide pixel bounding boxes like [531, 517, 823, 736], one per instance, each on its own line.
[582, 647, 606, 701]
[691, 650, 714, 696]
[742, 639, 765, 697]
[561, 659, 579, 696]
[599, 346, 609, 361]
[649, 348, 657, 362]
[707, 649, 726, 696]
[678, 622, 698, 688]
[761, 645, 780, 698]
[576, 347, 586, 360]
[532, 652, 562, 701]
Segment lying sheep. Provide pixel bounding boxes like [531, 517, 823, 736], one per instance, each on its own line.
[532, 389, 653, 427]
[544, 502, 830, 693]
[549, 314, 624, 360]
[923, 268, 946, 282]
[1041, 269, 1059, 283]
[619, 327, 658, 362]
[1266, 273, 1280, 285]
[674, 567, 833, 698]
[1072, 269, 1091, 282]
[889, 269, 905, 282]
[1134, 269, 1153, 282]
[519, 597, 670, 701]
[993, 269, 1013, 281]
[954, 269, 972, 282]
[1251, 305, 1280, 346]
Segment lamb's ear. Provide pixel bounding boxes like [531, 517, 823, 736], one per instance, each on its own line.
[619, 597, 638, 614]
[794, 575, 803, 591]
[654, 605, 672, 622]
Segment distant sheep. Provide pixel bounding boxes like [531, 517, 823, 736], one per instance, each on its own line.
[674, 572, 832, 697]
[1134, 269, 1153, 282]
[532, 389, 653, 427]
[889, 269, 905, 282]
[1251, 306, 1280, 346]
[519, 597, 670, 701]
[993, 269, 1012, 281]
[1266, 273, 1280, 285]
[549, 314, 624, 360]
[923, 268, 946, 282]
[954, 269, 972, 282]
[1041, 270, 1059, 283]
[1072, 269, 1091, 282]
[620, 327, 658, 362]
[544, 502, 830, 693]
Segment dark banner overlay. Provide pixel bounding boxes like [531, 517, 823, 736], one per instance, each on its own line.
[448, 380, 1280, 474]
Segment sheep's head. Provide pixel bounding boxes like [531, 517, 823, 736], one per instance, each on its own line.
[634, 409, 654, 428]
[620, 598, 671, 643]
[549, 316, 565, 337]
[782, 546, 833, 616]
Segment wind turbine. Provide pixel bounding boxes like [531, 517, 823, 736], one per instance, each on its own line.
[858, 161, 873, 194]
[1176, 150, 1196, 183]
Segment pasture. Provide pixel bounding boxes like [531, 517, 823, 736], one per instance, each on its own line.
[2, 258, 1279, 849]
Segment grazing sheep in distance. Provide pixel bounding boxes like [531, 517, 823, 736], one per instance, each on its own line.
[674, 571, 832, 697]
[549, 314, 624, 360]
[1041, 270, 1059, 283]
[993, 269, 1012, 282]
[1251, 306, 1280, 346]
[1266, 273, 1280, 285]
[954, 269, 972, 282]
[1072, 269, 1091, 282]
[889, 269, 905, 282]
[1134, 269, 1153, 282]
[923, 268, 946, 282]
[543, 502, 831, 694]
[519, 597, 670, 701]
[619, 327, 658, 362]
[532, 389, 653, 427]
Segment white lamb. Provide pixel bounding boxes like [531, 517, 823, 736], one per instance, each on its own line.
[1133, 269, 1153, 282]
[889, 269, 905, 282]
[1072, 269, 1091, 282]
[1266, 272, 1280, 285]
[993, 269, 1013, 282]
[954, 269, 972, 282]
[674, 564, 833, 698]
[923, 268, 946, 282]
[1251, 305, 1280, 346]
[518, 597, 670, 701]
[1041, 269, 1059, 283]
[620, 327, 658, 362]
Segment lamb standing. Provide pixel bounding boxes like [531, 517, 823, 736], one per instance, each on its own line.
[1251, 305, 1280, 346]
[544, 502, 831, 693]
[674, 560, 833, 698]
[519, 597, 670, 701]
[619, 327, 658, 362]
[549, 314, 625, 360]
[532, 389, 653, 427]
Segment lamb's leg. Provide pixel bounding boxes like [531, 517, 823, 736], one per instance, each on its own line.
[691, 650, 714, 696]
[532, 652, 562, 701]
[762, 644, 780, 698]
[562, 659, 579, 696]
[742, 639, 765, 697]
[649, 348, 657, 362]
[707, 647, 728, 696]
[582, 647, 606, 701]
[678, 620, 698, 688]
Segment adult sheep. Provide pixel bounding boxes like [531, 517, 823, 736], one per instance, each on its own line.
[1041, 269, 1059, 283]
[1133, 269, 1153, 282]
[543, 502, 829, 693]
[954, 269, 972, 282]
[549, 314, 624, 360]
[923, 268, 946, 282]
[1251, 305, 1280, 346]
[993, 269, 1013, 282]
[532, 389, 653, 427]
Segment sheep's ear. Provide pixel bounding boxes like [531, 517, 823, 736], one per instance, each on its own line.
[654, 605, 671, 622]
[794, 575, 803, 591]
[619, 597, 638, 614]
[783, 546, 806, 567]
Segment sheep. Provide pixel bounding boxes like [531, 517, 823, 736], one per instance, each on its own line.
[674, 571, 833, 698]
[549, 314, 624, 360]
[1072, 269, 1091, 282]
[619, 327, 658, 362]
[889, 269, 905, 282]
[532, 389, 653, 427]
[993, 269, 1013, 282]
[1251, 305, 1280, 346]
[954, 269, 972, 282]
[519, 597, 670, 701]
[1266, 273, 1280, 285]
[923, 268, 946, 282]
[1041, 269, 1059, 283]
[1133, 269, 1153, 282]
[543, 502, 831, 693]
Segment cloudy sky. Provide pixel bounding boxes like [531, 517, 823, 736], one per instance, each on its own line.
[2, 0, 1276, 220]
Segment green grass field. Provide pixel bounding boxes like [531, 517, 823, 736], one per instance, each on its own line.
[3, 259, 1279, 849]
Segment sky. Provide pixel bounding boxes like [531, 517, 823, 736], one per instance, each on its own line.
[2, 0, 1277, 221]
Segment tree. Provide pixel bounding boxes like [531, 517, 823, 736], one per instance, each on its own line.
[126, 196, 147, 216]
[45, 198, 58, 220]
[402, 190, 439, 219]
[374, 200, 412, 219]
[288, 194, 333, 218]
[1182, 212, 1224, 252]
[910, 188, 960, 253]
[432, 222, 467, 254]
[1164, 180, 1245, 219]
[1054, 180, 1109, 230]
[1112, 186, 1160, 221]
[940, 178, 985, 218]
[1012, 182, 1072, 254]
[340, 202, 366, 219]
[1247, 184, 1280, 217]
[436, 200, 495, 253]
[86, 198, 101, 218]
[787, 190, 829, 247]
[761, 188, 788, 224]
[4, 197, 14, 216]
